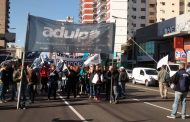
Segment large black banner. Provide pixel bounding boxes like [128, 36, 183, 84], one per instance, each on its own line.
[25, 15, 115, 54]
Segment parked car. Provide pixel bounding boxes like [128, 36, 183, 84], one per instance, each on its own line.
[132, 67, 158, 86]
[126, 69, 132, 81]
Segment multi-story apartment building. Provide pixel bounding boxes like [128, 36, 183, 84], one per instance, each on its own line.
[106, 0, 128, 53]
[157, 0, 190, 22]
[80, 0, 128, 53]
[0, 0, 10, 48]
[80, 0, 97, 23]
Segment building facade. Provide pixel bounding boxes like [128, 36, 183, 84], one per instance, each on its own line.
[135, 13, 190, 67]
[80, 0, 97, 23]
[79, 0, 190, 68]
[157, 0, 190, 22]
[0, 0, 10, 48]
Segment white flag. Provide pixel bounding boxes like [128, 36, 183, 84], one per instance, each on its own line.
[157, 55, 168, 69]
[62, 63, 68, 71]
[84, 54, 101, 66]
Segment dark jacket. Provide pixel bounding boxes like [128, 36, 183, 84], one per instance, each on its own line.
[1, 68, 9, 85]
[48, 70, 59, 85]
[66, 69, 76, 84]
[112, 70, 119, 86]
[119, 71, 129, 82]
[27, 68, 38, 85]
[173, 68, 190, 92]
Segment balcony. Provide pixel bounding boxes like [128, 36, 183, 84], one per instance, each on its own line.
[97, 8, 106, 17]
[97, 0, 106, 9]
[149, 15, 156, 20]
[149, 0, 156, 4]
[93, 1, 97, 7]
[149, 7, 156, 12]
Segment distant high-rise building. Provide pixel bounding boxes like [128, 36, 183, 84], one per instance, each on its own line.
[0, 0, 10, 48]
[80, 0, 97, 23]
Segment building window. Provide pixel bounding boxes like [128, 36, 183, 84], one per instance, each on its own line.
[161, 18, 165, 21]
[132, 15, 136, 19]
[180, 11, 184, 15]
[160, 2, 165, 5]
[141, 0, 146, 3]
[149, 20, 155, 23]
[140, 24, 146, 27]
[160, 9, 165, 13]
[188, 2, 190, 7]
[172, 10, 174, 12]
[132, 7, 136, 11]
[149, 12, 154, 15]
[140, 16, 146, 19]
[141, 8, 146, 11]
[132, 23, 136, 27]
[132, 0, 136, 3]
[180, 1, 184, 6]
[172, 3, 174, 5]
[149, 4, 155, 7]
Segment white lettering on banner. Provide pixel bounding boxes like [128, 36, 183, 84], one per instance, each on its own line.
[56, 59, 83, 66]
[56, 53, 88, 66]
[42, 27, 100, 40]
[57, 53, 84, 59]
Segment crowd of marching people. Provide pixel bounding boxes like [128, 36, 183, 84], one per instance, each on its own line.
[0, 60, 129, 109]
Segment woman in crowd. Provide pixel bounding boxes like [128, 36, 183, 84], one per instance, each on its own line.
[47, 64, 59, 100]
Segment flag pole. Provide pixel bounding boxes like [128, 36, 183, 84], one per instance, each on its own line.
[109, 54, 114, 104]
[110, 21, 116, 104]
[17, 13, 30, 109]
[16, 49, 26, 109]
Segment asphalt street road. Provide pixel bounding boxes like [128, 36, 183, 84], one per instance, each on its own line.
[0, 83, 190, 122]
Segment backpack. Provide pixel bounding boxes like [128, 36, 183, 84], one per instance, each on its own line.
[178, 71, 190, 92]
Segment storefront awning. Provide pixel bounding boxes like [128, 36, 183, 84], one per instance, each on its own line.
[163, 31, 190, 37]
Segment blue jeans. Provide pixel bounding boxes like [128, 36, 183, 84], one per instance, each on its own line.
[118, 82, 126, 97]
[171, 91, 188, 117]
[113, 85, 118, 102]
[89, 83, 95, 97]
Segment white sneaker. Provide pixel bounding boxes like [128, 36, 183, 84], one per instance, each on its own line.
[167, 115, 176, 119]
[181, 115, 186, 120]
[0, 100, 3, 103]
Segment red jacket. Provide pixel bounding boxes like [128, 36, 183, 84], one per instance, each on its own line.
[40, 67, 49, 77]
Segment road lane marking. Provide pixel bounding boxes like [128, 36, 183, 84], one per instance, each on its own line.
[129, 85, 190, 116]
[143, 101, 189, 116]
[127, 84, 175, 94]
[131, 97, 190, 116]
[58, 94, 88, 122]
[128, 84, 190, 97]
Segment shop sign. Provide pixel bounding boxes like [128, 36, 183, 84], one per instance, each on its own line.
[175, 48, 186, 62]
[164, 25, 175, 34]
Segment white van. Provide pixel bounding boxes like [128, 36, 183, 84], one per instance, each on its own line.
[132, 67, 158, 86]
